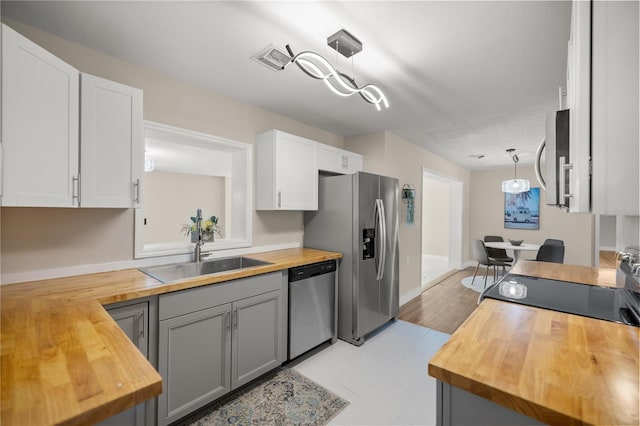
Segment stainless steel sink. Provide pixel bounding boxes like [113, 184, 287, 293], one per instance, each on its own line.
[139, 256, 272, 283]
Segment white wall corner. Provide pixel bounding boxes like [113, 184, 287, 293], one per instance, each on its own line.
[399, 287, 422, 307]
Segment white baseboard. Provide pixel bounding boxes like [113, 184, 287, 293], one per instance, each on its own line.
[1, 242, 301, 285]
[421, 254, 448, 262]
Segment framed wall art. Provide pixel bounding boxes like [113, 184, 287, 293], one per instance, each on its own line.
[504, 187, 540, 230]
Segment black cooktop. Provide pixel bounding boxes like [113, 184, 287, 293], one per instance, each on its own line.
[483, 274, 640, 327]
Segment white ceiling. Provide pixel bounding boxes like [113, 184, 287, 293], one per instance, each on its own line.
[1, 1, 572, 170]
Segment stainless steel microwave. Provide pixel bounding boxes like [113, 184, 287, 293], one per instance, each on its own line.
[535, 109, 570, 207]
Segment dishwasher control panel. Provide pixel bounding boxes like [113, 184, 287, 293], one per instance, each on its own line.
[289, 260, 337, 282]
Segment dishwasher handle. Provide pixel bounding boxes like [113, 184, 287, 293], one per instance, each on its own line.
[289, 260, 337, 282]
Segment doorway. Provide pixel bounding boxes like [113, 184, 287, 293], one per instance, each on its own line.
[421, 169, 463, 290]
[595, 214, 639, 268]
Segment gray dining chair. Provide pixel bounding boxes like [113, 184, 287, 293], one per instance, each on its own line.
[471, 239, 509, 289]
[535, 244, 565, 263]
[543, 238, 564, 246]
[484, 235, 514, 264]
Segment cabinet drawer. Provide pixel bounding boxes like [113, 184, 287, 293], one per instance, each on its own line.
[159, 272, 282, 320]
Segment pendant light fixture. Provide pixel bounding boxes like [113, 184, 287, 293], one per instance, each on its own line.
[282, 29, 389, 111]
[502, 149, 530, 194]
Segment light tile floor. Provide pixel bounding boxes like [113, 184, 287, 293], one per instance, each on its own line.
[291, 320, 451, 425]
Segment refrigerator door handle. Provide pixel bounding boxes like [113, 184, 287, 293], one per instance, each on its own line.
[375, 199, 387, 281]
[374, 200, 381, 279]
[378, 199, 387, 280]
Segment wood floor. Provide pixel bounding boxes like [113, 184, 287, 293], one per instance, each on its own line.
[398, 267, 481, 335]
[599, 250, 619, 269]
[399, 251, 619, 335]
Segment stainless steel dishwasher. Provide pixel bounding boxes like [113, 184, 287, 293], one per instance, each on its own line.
[288, 260, 337, 360]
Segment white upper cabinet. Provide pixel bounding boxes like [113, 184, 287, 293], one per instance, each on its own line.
[318, 144, 363, 175]
[80, 74, 143, 208]
[590, 0, 639, 216]
[1, 24, 80, 207]
[1, 24, 144, 208]
[255, 130, 318, 211]
[567, 1, 639, 215]
[566, 0, 591, 213]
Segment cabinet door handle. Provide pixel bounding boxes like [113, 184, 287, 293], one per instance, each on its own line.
[277, 190, 282, 209]
[132, 312, 140, 346]
[133, 178, 141, 205]
[226, 310, 231, 331]
[138, 310, 145, 341]
[559, 156, 574, 203]
[72, 176, 80, 206]
[233, 309, 238, 329]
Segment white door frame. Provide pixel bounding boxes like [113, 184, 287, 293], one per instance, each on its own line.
[421, 168, 464, 285]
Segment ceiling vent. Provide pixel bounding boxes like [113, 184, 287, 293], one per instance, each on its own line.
[251, 44, 291, 71]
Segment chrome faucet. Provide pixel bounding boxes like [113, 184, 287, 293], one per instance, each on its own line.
[194, 208, 203, 263]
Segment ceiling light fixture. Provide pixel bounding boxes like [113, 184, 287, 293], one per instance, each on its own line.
[502, 148, 530, 194]
[282, 29, 389, 111]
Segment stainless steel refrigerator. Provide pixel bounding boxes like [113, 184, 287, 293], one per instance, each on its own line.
[304, 172, 399, 346]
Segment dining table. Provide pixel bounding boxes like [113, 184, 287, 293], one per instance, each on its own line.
[484, 241, 540, 263]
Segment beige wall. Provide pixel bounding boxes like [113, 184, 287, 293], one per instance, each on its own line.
[343, 132, 387, 175]
[346, 132, 471, 301]
[2, 207, 134, 268]
[422, 178, 450, 256]
[469, 165, 595, 266]
[1, 21, 345, 277]
[143, 171, 226, 244]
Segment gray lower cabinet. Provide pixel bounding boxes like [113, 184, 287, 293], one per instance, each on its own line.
[158, 303, 232, 423]
[99, 301, 151, 426]
[436, 380, 542, 425]
[157, 272, 285, 426]
[232, 290, 282, 388]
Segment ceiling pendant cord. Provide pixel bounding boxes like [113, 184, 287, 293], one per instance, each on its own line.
[501, 148, 530, 194]
[351, 54, 354, 83]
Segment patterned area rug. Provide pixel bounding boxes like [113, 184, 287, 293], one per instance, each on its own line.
[177, 368, 348, 426]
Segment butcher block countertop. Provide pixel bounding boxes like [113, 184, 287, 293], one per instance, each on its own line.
[429, 260, 639, 426]
[1, 248, 342, 426]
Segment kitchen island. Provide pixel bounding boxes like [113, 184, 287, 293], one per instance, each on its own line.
[428, 260, 639, 425]
[0, 248, 342, 426]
